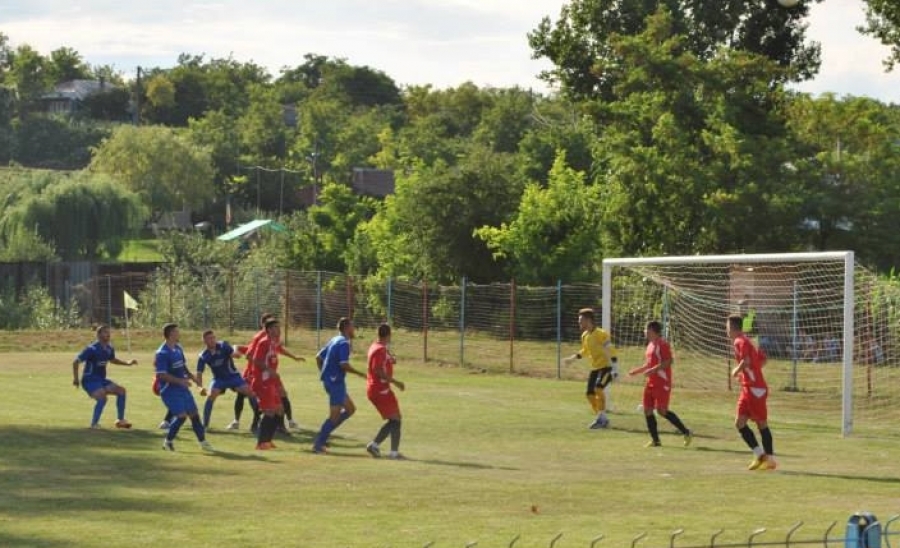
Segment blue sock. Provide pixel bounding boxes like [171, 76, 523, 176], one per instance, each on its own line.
[315, 417, 337, 448]
[336, 410, 350, 426]
[167, 416, 185, 441]
[116, 393, 126, 420]
[203, 399, 214, 428]
[189, 415, 206, 442]
[91, 399, 107, 425]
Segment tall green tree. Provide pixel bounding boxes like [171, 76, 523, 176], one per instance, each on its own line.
[47, 47, 91, 83]
[90, 125, 216, 212]
[529, 0, 821, 101]
[860, 0, 900, 70]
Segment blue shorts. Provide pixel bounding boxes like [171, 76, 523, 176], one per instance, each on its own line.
[210, 374, 247, 392]
[82, 378, 113, 396]
[161, 387, 198, 416]
[323, 381, 348, 407]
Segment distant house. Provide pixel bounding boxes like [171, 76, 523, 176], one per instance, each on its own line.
[40, 79, 109, 115]
[351, 168, 395, 198]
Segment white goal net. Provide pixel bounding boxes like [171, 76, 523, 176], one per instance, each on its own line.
[603, 252, 900, 437]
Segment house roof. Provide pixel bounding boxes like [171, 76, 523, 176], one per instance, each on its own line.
[351, 168, 395, 197]
[41, 80, 107, 101]
[217, 219, 286, 241]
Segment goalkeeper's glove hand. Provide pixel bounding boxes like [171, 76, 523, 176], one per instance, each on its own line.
[562, 356, 576, 366]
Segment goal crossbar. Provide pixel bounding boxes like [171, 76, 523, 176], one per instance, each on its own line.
[602, 251, 856, 436]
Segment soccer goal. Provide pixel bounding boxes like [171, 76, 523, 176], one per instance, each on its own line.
[602, 252, 900, 437]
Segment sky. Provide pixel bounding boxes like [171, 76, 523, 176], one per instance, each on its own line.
[1, 0, 896, 103]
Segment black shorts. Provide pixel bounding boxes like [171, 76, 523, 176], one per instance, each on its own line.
[586, 367, 614, 395]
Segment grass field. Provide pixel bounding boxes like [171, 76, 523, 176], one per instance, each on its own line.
[114, 239, 164, 262]
[0, 330, 898, 548]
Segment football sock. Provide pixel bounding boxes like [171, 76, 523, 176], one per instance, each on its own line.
[594, 389, 607, 415]
[336, 409, 350, 426]
[163, 411, 174, 423]
[315, 417, 337, 448]
[738, 425, 760, 451]
[663, 411, 689, 435]
[167, 416, 185, 441]
[645, 414, 660, 443]
[258, 415, 275, 443]
[203, 399, 214, 428]
[760, 427, 774, 455]
[234, 393, 245, 421]
[374, 420, 393, 445]
[587, 394, 600, 414]
[115, 393, 126, 420]
[282, 397, 293, 421]
[91, 398, 107, 425]
[189, 415, 205, 442]
[389, 418, 402, 452]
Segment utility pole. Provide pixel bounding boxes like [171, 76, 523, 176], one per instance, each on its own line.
[133, 66, 142, 126]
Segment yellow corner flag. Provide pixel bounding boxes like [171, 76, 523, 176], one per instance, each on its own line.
[123, 291, 140, 311]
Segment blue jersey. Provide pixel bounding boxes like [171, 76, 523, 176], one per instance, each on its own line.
[154, 343, 189, 393]
[318, 334, 351, 384]
[76, 341, 116, 381]
[196, 341, 239, 380]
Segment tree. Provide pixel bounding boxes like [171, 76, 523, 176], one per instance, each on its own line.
[529, 0, 822, 101]
[475, 151, 603, 284]
[47, 47, 91, 84]
[860, 0, 900, 70]
[0, 172, 145, 260]
[90, 125, 216, 212]
[7, 44, 49, 108]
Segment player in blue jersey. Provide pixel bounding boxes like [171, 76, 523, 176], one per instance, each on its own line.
[196, 330, 258, 430]
[311, 317, 366, 454]
[155, 323, 214, 452]
[72, 325, 138, 429]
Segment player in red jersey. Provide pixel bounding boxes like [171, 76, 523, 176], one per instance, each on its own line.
[248, 319, 288, 449]
[727, 314, 776, 470]
[228, 313, 273, 432]
[364, 324, 407, 459]
[628, 320, 692, 447]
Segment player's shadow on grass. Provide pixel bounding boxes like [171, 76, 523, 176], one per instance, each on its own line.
[0, 531, 69, 548]
[779, 470, 900, 485]
[414, 458, 519, 471]
[0, 424, 194, 541]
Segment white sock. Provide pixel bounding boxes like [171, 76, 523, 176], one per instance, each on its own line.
[752, 446, 764, 457]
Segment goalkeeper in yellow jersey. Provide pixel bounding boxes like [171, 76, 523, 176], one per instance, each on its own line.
[563, 307, 618, 429]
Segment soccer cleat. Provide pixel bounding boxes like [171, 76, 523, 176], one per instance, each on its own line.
[225, 420, 240, 430]
[387, 452, 407, 460]
[763, 456, 778, 470]
[683, 431, 693, 447]
[162, 440, 175, 451]
[287, 420, 300, 430]
[366, 442, 381, 458]
[114, 419, 132, 429]
[645, 439, 662, 447]
[199, 440, 215, 452]
[311, 445, 328, 455]
[748, 454, 767, 471]
[255, 442, 275, 450]
[158, 420, 171, 430]
[589, 417, 609, 430]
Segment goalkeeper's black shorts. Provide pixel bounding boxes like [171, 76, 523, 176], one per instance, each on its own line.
[586, 367, 614, 395]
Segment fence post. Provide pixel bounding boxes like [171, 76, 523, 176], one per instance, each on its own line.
[203, 275, 209, 329]
[423, 280, 429, 363]
[254, 270, 260, 326]
[510, 278, 516, 374]
[284, 270, 291, 346]
[106, 275, 112, 326]
[168, 270, 174, 322]
[556, 279, 562, 379]
[228, 268, 234, 336]
[347, 274, 354, 319]
[459, 276, 466, 367]
[386, 276, 393, 324]
[316, 271, 322, 350]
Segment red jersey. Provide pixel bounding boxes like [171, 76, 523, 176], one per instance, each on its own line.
[249, 336, 283, 378]
[733, 334, 767, 390]
[366, 341, 395, 395]
[644, 338, 673, 389]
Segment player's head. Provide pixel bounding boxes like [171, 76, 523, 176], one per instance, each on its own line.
[377, 323, 391, 342]
[202, 329, 216, 349]
[337, 317, 355, 339]
[259, 312, 274, 329]
[264, 318, 280, 339]
[577, 308, 595, 331]
[645, 320, 663, 340]
[96, 325, 111, 344]
[726, 315, 743, 338]
[163, 323, 179, 343]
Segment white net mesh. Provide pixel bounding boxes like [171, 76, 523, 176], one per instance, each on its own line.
[605, 254, 900, 436]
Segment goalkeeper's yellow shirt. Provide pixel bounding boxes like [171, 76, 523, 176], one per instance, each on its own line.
[580, 328, 616, 370]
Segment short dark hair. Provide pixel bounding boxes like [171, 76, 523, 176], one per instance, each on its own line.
[202, 330, 214, 338]
[259, 312, 274, 327]
[578, 308, 595, 322]
[163, 323, 178, 339]
[264, 319, 279, 331]
[95, 325, 109, 337]
[337, 317, 352, 334]
[377, 323, 391, 339]
[727, 315, 743, 332]
[646, 320, 663, 335]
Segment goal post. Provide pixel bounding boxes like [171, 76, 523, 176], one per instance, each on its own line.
[602, 252, 857, 436]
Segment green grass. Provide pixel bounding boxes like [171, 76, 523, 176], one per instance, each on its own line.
[1, 334, 899, 547]
[114, 239, 164, 262]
